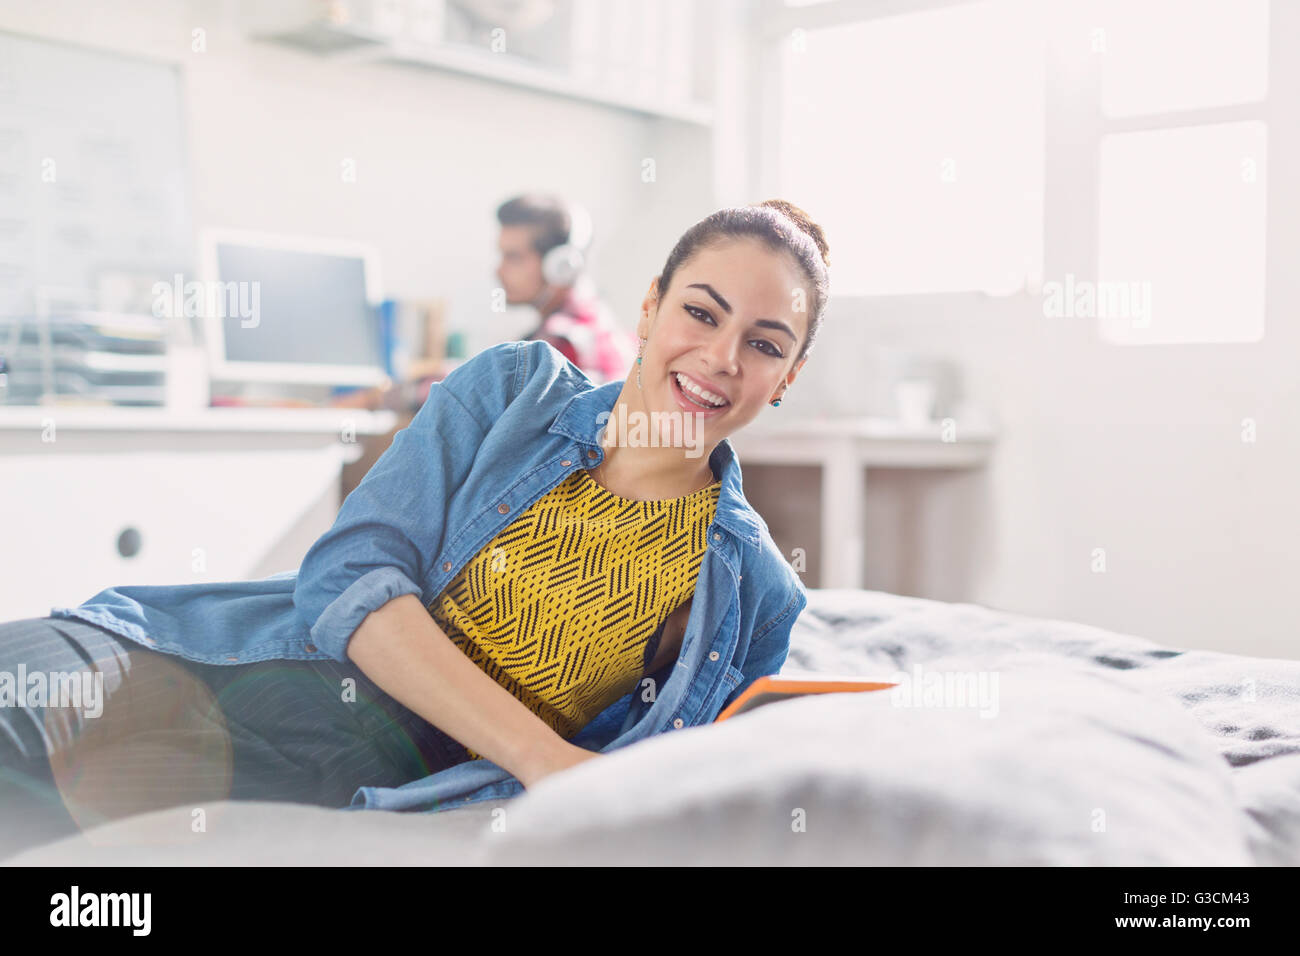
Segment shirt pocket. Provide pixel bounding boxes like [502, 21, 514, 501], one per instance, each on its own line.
[705, 664, 746, 719]
[723, 665, 745, 691]
[710, 664, 747, 717]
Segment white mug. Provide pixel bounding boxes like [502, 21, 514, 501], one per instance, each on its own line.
[895, 380, 935, 428]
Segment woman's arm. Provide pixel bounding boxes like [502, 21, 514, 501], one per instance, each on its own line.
[347, 593, 601, 788]
[293, 342, 524, 663]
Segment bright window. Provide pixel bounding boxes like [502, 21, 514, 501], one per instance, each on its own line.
[1097, 122, 1266, 345]
[777, 0, 1046, 295]
[1092, 0, 1269, 345]
[1096, 0, 1270, 117]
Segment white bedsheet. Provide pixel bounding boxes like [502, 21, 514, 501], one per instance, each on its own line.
[8, 589, 1297, 866]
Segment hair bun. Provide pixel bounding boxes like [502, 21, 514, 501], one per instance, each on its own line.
[756, 198, 830, 269]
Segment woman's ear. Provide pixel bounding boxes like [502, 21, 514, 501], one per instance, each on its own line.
[785, 355, 808, 387]
[637, 277, 660, 339]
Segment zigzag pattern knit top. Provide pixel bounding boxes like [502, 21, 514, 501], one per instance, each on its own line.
[427, 466, 721, 760]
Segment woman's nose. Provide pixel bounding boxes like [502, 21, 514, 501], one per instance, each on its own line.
[702, 335, 741, 375]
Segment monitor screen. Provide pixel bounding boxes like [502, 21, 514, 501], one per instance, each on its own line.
[213, 242, 383, 371]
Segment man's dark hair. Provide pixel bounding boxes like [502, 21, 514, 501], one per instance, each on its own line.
[496, 194, 574, 258]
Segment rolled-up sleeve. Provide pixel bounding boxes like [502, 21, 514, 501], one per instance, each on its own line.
[293, 342, 523, 661]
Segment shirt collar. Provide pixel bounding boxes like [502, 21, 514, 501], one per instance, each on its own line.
[548, 380, 762, 551]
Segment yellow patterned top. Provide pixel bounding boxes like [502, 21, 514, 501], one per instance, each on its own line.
[427, 466, 721, 760]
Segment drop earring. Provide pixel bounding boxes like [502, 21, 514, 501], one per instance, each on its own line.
[635, 336, 645, 390]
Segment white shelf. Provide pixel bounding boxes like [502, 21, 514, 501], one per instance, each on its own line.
[737, 415, 997, 443]
[0, 405, 398, 436]
[725, 416, 999, 588]
[251, 21, 712, 125]
[377, 39, 712, 125]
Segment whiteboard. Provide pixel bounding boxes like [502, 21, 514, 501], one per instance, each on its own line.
[0, 30, 192, 316]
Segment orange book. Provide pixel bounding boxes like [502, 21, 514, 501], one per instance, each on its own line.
[714, 675, 898, 723]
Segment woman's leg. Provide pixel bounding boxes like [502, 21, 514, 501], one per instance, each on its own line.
[0, 615, 230, 858]
[0, 616, 470, 859]
[184, 654, 473, 808]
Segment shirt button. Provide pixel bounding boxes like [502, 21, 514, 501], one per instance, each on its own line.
[304, 643, 317, 654]
[708, 651, 719, 661]
[587, 449, 598, 458]
[712, 533, 721, 542]
[442, 560, 452, 572]
[673, 718, 684, 729]
[497, 502, 509, 514]
[560, 459, 571, 466]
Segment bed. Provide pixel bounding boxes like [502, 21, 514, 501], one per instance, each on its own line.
[7, 588, 1298, 866]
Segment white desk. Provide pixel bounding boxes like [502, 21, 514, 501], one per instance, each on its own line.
[726, 417, 996, 588]
[0, 405, 397, 620]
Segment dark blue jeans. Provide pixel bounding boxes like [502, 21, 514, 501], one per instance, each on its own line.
[0, 615, 471, 859]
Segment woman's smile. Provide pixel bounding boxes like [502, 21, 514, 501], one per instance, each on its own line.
[668, 370, 732, 417]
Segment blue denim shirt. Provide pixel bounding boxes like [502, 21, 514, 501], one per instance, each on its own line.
[49, 340, 807, 813]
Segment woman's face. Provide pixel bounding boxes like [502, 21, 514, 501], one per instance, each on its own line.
[636, 238, 810, 443]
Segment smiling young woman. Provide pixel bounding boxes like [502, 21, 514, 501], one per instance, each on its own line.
[0, 201, 830, 856]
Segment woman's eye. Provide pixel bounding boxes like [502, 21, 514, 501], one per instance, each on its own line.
[686, 305, 783, 357]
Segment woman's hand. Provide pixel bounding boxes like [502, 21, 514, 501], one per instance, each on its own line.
[518, 741, 604, 789]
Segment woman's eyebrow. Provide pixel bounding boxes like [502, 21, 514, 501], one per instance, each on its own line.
[754, 319, 797, 342]
[686, 283, 797, 342]
[686, 283, 733, 314]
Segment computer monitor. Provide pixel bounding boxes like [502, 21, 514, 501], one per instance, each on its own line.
[199, 229, 387, 386]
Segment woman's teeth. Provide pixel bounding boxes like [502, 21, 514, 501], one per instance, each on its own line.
[674, 372, 728, 408]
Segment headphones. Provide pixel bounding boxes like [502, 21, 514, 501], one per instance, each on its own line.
[540, 203, 592, 288]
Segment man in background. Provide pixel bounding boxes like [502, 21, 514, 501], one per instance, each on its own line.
[495, 193, 638, 384]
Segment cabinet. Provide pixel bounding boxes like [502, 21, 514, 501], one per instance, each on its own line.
[0, 407, 397, 620]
